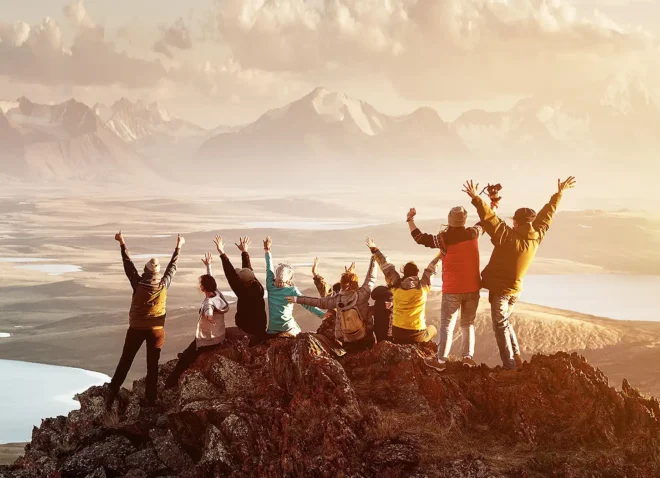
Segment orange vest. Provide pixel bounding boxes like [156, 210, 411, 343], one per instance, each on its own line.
[441, 237, 481, 294]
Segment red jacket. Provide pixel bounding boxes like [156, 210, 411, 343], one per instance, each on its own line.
[411, 225, 483, 294]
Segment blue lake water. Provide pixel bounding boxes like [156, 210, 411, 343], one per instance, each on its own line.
[0, 360, 109, 444]
[432, 274, 660, 322]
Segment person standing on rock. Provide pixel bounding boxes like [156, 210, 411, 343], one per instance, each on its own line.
[214, 235, 268, 345]
[286, 255, 378, 352]
[263, 236, 325, 337]
[367, 237, 442, 344]
[463, 177, 577, 379]
[106, 231, 184, 409]
[164, 253, 230, 389]
[407, 206, 486, 370]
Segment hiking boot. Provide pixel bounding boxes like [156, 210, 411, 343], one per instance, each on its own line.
[462, 357, 478, 367]
[490, 369, 519, 382]
[423, 357, 446, 372]
[514, 354, 524, 371]
[104, 387, 117, 411]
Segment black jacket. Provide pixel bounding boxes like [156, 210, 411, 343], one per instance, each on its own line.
[371, 286, 393, 342]
[220, 252, 267, 336]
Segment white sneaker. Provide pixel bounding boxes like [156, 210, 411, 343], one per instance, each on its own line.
[424, 357, 447, 372]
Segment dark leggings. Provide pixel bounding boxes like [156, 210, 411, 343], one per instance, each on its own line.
[165, 340, 220, 389]
[109, 327, 165, 404]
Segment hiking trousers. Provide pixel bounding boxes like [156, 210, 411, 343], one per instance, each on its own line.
[489, 292, 521, 370]
[392, 325, 438, 344]
[165, 339, 221, 389]
[109, 327, 165, 404]
[437, 292, 480, 362]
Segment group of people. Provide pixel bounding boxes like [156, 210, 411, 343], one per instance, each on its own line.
[104, 177, 576, 409]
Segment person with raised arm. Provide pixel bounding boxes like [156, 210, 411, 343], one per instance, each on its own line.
[164, 253, 230, 389]
[214, 235, 267, 344]
[263, 236, 325, 337]
[463, 177, 577, 379]
[106, 231, 184, 409]
[287, 255, 378, 352]
[407, 206, 485, 370]
[367, 237, 442, 344]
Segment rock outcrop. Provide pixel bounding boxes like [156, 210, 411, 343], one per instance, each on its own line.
[2, 327, 659, 478]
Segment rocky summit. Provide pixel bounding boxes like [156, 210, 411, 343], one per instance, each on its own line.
[2, 321, 660, 478]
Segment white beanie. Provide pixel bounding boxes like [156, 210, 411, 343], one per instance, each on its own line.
[144, 258, 161, 274]
[448, 207, 467, 228]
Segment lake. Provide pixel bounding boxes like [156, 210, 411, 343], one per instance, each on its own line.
[433, 274, 660, 322]
[0, 360, 109, 444]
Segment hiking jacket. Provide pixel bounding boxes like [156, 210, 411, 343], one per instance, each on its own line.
[473, 193, 562, 295]
[295, 257, 377, 341]
[265, 252, 325, 335]
[371, 286, 394, 341]
[412, 224, 484, 294]
[196, 264, 231, 347]
[220, 252, 267, 336]
[372, 248, 442, 331]
[122, 245, 179, 330]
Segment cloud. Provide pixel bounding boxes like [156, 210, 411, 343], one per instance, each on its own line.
[153, 18, 193, 59]
[211, 0, 659, 100]
[63, 0, 96, 30]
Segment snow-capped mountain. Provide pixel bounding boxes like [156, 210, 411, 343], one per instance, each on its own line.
[198, 87, 466, 166]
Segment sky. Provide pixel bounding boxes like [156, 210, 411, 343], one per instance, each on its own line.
[1, 0, 660, 127]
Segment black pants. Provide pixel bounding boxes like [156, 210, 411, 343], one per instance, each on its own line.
[343, 332, 376, 354]
[109, 327, 165, 404]
[165, 339, 220, 389]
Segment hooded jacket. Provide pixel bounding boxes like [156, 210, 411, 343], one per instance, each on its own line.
[372, 248, 442, 331]
[220, 252, 267, 336]
[295, 257, 377, 342]
[196, 264, 231, 347]
[265, 252, 325, 334]
[121, 245, 180, 330]
[472, 192, 562, 295]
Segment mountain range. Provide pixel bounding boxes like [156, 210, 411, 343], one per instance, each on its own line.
[1, 74, 659, 182]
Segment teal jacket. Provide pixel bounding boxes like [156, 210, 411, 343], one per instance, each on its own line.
[265, 252, 325, 334]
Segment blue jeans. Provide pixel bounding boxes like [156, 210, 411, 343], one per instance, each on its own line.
[489, 292, 520, 370]
[437, 292, 480, 361]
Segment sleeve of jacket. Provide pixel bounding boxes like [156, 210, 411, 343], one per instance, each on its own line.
[313, 274, 333, 298]
[411, 228, 443, 249]
[161, 247, 181, 289]
[533, 192, 563, 242]
[293, 287, 326, 318]
[221, 253, 242, 293]
[421, 252, 443, 289]
[265, 252, 275, 291]
[471, 196, 511, 246]
[120, 245, 140, 290]
[241, 252, 253, 271]
[361, 255, 378, 292]
[371, 247, 401, 288]
[296, 294, 339, 310]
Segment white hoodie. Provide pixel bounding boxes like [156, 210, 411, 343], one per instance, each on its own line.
[196, 265, 230, 348]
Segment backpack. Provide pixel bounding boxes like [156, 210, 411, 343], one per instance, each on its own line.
[337, 306, 366, 343]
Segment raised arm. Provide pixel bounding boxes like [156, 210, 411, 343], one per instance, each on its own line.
[161, 234, 184, 289]
[421, 251, 443, 288]
[214, 235, 242, 292]
[116, 231, 139, 290]
[263, 236, 275, 290]
[463, 180, 511, 246]
[311, 257, 333, 297]
[361, 255, 377, 292]
[235, 236, 254, 270]
[367, 237, 400, 287]
[533, 177, 575, 242]
[407, 208, 442, 249]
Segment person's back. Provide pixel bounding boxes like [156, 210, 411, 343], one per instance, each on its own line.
[129, 274, 169, 329]
[371, 286, 393, 342]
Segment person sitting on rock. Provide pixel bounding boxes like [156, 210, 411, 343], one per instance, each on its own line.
[367, 237, 442, 344]
[371, 285, 394, 343]
[407, 206, 486, 370]
[463, 177, 577, 379]
[263, 236, 325, 337]
[106, 231, 184, 409]
[286, 255, 378, 352]
[164, 253, 230, 389]
[214, 235, 267, 345]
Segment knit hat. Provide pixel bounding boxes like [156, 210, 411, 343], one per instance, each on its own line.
[235, 268, 256, 283]
[448, 206, 467, 227]
[514, 208, 537, 224]
[144, 258, 161, 274]
[275, 263, 294, 288]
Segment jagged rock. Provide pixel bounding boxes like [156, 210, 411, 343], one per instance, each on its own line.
[6, 328, 660, 477]
[84, 467, 106, 478]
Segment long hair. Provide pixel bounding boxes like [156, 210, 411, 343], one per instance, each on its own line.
[199, 274, 217, 293]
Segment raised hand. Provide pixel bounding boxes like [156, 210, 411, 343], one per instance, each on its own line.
[322, 311, 334, 319]
[462, 180, 480, 199]
[235, 236, 251, 253]
[114, 231, 124, 244]
[345, 262, 356, 273]
[176, 234, 185, 248]
[366, 237, 376, 249]
[406, 208, 417, 222]
[263, 236, 272, 252]
[312, 257, 320, 276]
[214, 235, 225, 255]
[201, 252, 212, 267]
[286, 296, 295, 304]
[558, 176, 577, 193]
